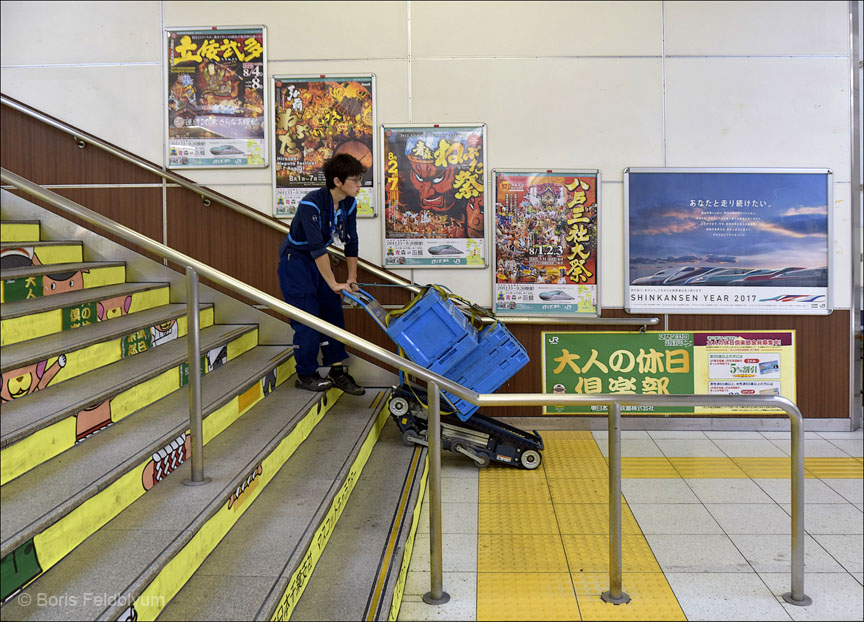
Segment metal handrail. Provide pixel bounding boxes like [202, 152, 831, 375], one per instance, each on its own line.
[0, 94, 659, 328]
[1, 169, 810, 607]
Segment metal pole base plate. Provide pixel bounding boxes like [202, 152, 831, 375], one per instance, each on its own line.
[182, 477, 212, 486]
[601, 591, 631, 605]
[782, 592, 812, 606]
[423, 591, 451, 605]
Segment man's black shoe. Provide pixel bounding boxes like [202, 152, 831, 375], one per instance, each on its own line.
[295, 374, 333, 392]
[328, 367, 365, 396]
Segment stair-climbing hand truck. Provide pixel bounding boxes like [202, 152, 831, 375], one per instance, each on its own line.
[343, 285, 544, 470]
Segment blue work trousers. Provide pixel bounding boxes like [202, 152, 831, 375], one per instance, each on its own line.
[278, 253, 348, 376]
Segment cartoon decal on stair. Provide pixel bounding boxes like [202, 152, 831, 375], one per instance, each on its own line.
[117, 605, 138, 621]
[228, 464, 263, 511]
[1, 246, 41, 269]
[151, 318, 179, 347]
[0, 538, 42, 603]
[43, 268, 88, 296]
[0, 355, 66, 402]
[97, 294, 132, 320]
[75, 399, 114, 443]
[142, 432, 191, 491]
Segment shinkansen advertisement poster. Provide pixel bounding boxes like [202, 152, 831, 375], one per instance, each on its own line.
[625, 169, 832, 315]
[493, 171, 599, 317]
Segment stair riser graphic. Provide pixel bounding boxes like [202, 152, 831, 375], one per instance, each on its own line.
[0, 307, 215, 401]
[270, 403, 390, 622]
[1, 244, 83, 267]
[0, 355, 297, 604]
[0, 329, 259, 485]
[125, 385, 347, 621]
[1, 286, 171, 346]
[386, 454, 428, 622]
[0, 264, 125, 303]
[0, 223, 40, 243]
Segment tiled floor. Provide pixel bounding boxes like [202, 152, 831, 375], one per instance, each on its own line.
[397, 428, 863, 621]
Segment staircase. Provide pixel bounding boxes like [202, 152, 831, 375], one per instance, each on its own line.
[0, 193, 428, 621]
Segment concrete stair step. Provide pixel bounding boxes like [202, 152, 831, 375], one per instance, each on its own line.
[290, 422, 427, 622]
[0, 324, 260, 484]
[0, 344, 296, 586]
[1, 241, 84, 267]
[1, 281, 171, 346]
[0, 303, 215, 396]
[1, 261, 127, 303]
[0, 377, 350, 621]
[0, 220, 41, 243]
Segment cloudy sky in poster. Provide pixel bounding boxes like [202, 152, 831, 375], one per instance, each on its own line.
[628, 172, 829, 279]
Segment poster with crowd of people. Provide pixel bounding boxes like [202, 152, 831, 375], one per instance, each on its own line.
[272, 75, 376, 218]
[493, 171, 600, 316]
[165, 26, 267, 168]
[381, 125, 487, 267]
[626, 168, 832, 315]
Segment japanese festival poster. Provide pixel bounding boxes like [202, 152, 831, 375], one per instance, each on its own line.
[272, 75, 376, 218]
[165, 26, 267, 168]
[542, 330, 796, 416]
[493, 171, 600, 316]
[626, 168, 832, 315]
[381, 125, 487, 267]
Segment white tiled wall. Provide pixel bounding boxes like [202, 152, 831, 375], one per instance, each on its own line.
[0, 0, 854, 307]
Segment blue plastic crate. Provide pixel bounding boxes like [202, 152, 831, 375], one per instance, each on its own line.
[385, 288, 478, 371]
[441, 321, 529, 421]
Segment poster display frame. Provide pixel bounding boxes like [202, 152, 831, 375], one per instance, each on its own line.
[624, 167, 833, 315]
[270, 73, 377, 219]
[164, 25, 268, 170]
[380, 123, 488, 269]
[492, 169, 602, 318]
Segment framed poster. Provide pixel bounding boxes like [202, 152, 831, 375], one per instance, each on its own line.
[625, 168, 832, 315]
[542, 330, 796, 416]
[493, 170, 600, 317]
[165, 26, 267, 168]
[381, 124, 487, 268]
[272, 74, 376, 218]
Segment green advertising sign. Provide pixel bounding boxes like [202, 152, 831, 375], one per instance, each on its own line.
[122, 329, 152, 358]
[61, 302, 97, 331]
[3, 276, 43, 302]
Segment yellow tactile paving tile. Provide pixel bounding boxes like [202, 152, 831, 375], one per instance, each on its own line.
[479, 465, 549, 486]
[620, 457, 678, 478]
[477, 572, 581, 621]
[804, 457, 863, 479]
[562, 535, 661, 573]
[478, 534, 569, 573]
[573, 573, 686, 621]
[479, 475, 554, 504]
[731, 457, 801, 478]
[669, 456, 748, 478]
[555, 504, 642, 535]
[479, 502, 560, 535]
[548, 478, 611, 504]
[545, 457, 610, 480]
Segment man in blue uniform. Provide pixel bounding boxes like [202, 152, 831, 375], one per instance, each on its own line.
[277, 154, 366, 395]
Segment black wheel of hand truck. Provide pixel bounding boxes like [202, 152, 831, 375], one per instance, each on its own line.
[520, 449, 541, 470]
[390, 396, 410, 416]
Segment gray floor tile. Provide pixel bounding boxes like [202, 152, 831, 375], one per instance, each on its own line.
[629, 503, 723, 534]
[418, 502, 478, 535]
[854, 572, 863, 586]
[647, 430, 708, 439]
[645, 534, 751, 572]
[398, 574, 477, 622]
[770, 439, 854, 458]
[812, 534, 864, 573]
[762, 432, 822, 440]
[716, 439, 789, 458]
[706, 503, 793, 535]
[706, 431, 766, 440]
[664, 572, 792, 621]
[820, 479, 864, 504]
[823, 438, 864, 457]
[818, 430, 863, 440]
[621, 478, 701, 504]
[410, 533, 477, 573]
[729, 534, 845, 572]
[595, 439, 664, 458]
[441, 476, 479, 503]
[687, 478, 775, 504]
[655, 438, 725, 457]
[754, 478, 849, 505]
[759, 572, 864, 621]
[779, 503, 864, 535]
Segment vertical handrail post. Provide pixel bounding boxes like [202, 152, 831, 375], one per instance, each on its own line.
[602, 401, 630, 604]
[783, 408, 811, 605]
[182, 266, 210, 487]
[423, 381, 450, 605]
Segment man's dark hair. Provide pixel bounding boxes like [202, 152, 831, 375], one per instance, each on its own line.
[322, 153, 366, 189]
